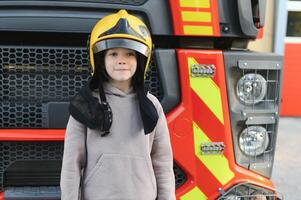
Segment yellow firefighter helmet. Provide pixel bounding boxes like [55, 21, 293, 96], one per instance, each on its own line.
[89, 9, 152, 77]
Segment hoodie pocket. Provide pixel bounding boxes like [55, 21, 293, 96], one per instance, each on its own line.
[83, 153, 156, 199]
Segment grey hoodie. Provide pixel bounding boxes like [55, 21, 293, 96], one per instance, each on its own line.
[60, 83, 175, 200]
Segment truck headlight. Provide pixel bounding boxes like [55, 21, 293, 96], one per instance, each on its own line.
[236, 73, 267, 105]
[239, 126, 269, 156]
[217, 183, 280, 200]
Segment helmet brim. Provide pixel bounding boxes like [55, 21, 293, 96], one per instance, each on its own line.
[93, 38, 150, 57]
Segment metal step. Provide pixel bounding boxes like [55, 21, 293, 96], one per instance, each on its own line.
[4, 186, 60, 200]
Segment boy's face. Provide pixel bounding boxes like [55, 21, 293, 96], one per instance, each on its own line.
[104, 48, 137, 85]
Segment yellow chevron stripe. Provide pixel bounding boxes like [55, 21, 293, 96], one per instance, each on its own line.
[183, 25, 213, 35]
[180, 186, 207, 200]
[181, 11, 211, 22]
[188, 57, 224, 124]
[180, 0, 210, 8]
[193, 122, 234, 185]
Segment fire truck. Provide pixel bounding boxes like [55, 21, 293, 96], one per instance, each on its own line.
[0, 0, 283, 199]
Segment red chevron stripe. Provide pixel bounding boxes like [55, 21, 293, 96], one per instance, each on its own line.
[194, 155, 222, 196]
[211, 70, 220, 86]
[191, 90, 226, 142]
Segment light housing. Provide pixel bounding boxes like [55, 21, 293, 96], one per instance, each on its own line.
[223, 52, 283, 178]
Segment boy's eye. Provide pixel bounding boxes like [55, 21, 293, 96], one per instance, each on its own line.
[127, 52, 136, 57]
[109, 52, 118, 57]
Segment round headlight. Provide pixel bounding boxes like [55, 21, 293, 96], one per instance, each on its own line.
[239, 126, 269, 156]
[236, 73, 267, 105]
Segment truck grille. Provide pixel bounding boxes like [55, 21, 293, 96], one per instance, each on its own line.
[0, 46, 162, 128]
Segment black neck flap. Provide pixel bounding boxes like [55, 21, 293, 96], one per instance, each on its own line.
[136, 84, 159, 134]
[69, 81, 112, 136]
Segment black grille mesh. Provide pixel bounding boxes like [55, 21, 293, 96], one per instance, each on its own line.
[0, 47, 90, 102]
[145, 58, 162, 99]
[0, 46, 162, 128]
[0, 102, 43, 128]
[173, 162, 187, 189]
[0, 142, 64, 191]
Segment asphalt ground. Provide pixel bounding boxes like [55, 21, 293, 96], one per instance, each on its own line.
[271, 117, 301, 199]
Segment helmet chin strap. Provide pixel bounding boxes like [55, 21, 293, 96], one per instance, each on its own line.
[97, 71, 113, 137]
[97, 72, 107, 102]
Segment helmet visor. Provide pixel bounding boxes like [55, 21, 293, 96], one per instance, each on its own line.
[93, 38, 150, 57]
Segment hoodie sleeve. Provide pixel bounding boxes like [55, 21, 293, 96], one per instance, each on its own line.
[60, 116, 86, 200]
[151, 102, 176, 200]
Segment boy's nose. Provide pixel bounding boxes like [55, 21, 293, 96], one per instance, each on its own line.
[118, 60, 126, 65]
[117, 53, 129, 64]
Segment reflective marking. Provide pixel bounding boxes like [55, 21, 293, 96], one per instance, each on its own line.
[188, 57, 224, 124]
[193, 122, 234, 185]
[180, 186, 207, 200]
[181, 11, 211, 22]
[180, 0, 210, 8]
[183, 26, 213, 35]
